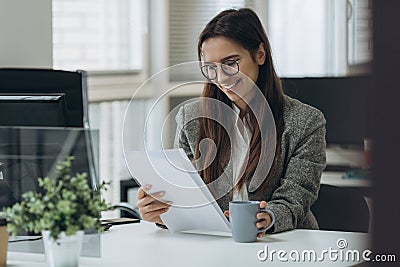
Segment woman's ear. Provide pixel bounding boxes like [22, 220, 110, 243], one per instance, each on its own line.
[256, 43, 266, 65]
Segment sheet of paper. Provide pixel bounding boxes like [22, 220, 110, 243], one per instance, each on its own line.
[126, 149, 231, 233]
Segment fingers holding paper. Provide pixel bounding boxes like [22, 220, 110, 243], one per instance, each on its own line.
[137, 185, 171, 224]
[224, 210, 230, 218]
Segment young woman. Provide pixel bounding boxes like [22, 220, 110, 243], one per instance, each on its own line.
[137, 8, 326, 235]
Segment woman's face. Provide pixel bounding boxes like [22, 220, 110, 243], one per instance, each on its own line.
[201, 36, 265, 110]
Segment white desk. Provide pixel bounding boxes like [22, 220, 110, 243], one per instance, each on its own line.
[321, 172, 371, 188]
[8, 222, 370, 267]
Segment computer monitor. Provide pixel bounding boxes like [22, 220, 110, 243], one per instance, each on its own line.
[0, 68, 88, 127]
[282, 76, 373, 148]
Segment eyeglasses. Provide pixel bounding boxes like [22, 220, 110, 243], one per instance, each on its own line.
[200, 59, 240, 81]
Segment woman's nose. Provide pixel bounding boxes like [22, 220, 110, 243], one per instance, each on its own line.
[216, 67, 231, 84]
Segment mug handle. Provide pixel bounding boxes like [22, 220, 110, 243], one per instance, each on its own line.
[257, 208, 275, 233]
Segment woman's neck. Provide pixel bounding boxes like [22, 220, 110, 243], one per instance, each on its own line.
[233, 101, 247, 119]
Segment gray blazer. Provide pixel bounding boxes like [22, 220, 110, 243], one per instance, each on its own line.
[174, 95, 326, 233]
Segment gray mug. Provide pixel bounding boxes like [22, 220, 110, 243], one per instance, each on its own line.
[229, 201, 275, 243]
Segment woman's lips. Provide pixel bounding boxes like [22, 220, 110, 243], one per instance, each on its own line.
[221, 78, 241, 90]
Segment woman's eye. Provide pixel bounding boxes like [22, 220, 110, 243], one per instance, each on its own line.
[225, 60, 237, 66]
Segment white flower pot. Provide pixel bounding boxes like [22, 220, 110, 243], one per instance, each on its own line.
[42, 230, 84, 267]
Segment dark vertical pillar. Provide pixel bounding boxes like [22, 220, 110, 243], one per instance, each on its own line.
[373, 0, 400, 262]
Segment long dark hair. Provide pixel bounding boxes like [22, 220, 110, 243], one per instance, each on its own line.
[196, 8, 285, 193]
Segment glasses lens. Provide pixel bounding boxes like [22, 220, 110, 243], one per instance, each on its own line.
[201, 65, 217, 80]
[221, 60, 239, 75]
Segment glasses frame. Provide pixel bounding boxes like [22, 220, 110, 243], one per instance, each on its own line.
[200, 59, 240, 81]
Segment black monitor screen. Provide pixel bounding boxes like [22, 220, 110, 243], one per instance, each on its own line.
[0, 127, 99, 210]
[282, 76, 373, 147]
[0, 93, 68, 127]
[0, 69, 86, 127]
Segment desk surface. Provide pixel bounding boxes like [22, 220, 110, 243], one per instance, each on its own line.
[321, 171, 371, 188]
[8, 222, 371, 267]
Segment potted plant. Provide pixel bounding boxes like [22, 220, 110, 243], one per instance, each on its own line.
[3, 157, 110, 267]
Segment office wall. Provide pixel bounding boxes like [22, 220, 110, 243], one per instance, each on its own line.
[0, 0, 52, 68]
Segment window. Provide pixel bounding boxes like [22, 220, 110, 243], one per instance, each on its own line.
[168, 0, 338, 78]
[269, 0, 373, 77]
[169, 0, 255, 80]
[347, 0, 373, 66]
[268, 0, 328, 77]
[52, 0, 147, 72]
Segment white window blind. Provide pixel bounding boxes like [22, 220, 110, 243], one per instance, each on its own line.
[52, 0, 147, 72]
[347, 0, 373, 65]
[169, 0, 254, 80]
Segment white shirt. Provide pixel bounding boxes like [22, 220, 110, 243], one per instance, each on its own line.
[231, 104, 252, 201]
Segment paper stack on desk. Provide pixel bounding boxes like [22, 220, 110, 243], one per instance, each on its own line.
[126, 149, 231, 233]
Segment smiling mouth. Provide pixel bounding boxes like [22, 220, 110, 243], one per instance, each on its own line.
[221, 79, 241, 90]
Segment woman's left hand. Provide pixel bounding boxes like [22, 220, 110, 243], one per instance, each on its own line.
[256, 201, 273, 238]
[224, 200, 273, 238]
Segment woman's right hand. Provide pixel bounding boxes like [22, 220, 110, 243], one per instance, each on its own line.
[137, 185, 171, 225]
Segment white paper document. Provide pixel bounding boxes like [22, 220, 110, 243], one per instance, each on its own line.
[126, 149, 231, 233]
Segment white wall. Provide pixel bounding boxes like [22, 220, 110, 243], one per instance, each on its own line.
[0, 0, 52, 68]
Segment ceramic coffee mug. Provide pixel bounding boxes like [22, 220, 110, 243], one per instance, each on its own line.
[0, 218, 8, 266]
[229, 201, 275, 243]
